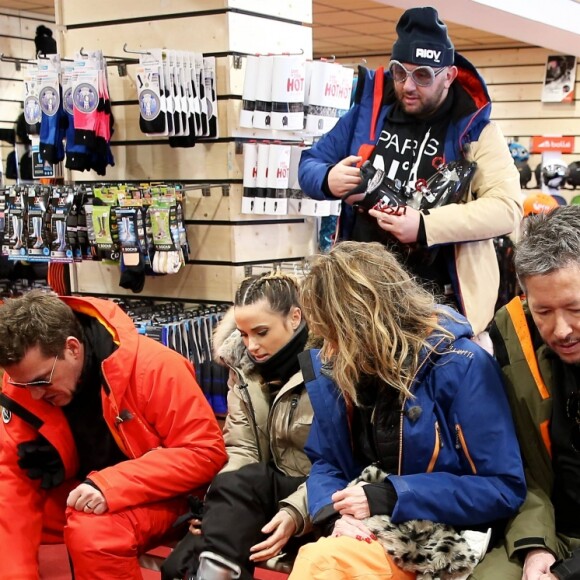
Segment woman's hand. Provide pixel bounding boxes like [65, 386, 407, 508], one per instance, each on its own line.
[249, 510, 297, 563]
[332, 483, 371, 519]
[331, 514, 375, 542]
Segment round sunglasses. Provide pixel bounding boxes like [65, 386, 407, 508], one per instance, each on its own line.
[388, 60, 447, 88]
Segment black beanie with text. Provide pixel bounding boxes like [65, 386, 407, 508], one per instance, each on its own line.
[391, 7, 454, 67]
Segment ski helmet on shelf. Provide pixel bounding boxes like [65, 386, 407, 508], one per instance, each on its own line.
[509, 142, 530, 163]
[567, 161, 580, 189]
[542, 162, 569, 189]
[515, 160, 532, 188]
[523, 192, 559, 216]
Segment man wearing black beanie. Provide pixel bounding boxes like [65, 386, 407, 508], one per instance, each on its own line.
[299, 7, 522, 344]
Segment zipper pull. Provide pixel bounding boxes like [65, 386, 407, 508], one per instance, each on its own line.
[435, 421, 444, 448]
[115, 409, 133, 426]
[455, 425, 461, 449]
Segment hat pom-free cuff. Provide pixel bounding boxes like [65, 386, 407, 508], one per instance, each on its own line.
[392, 43, 454, 68]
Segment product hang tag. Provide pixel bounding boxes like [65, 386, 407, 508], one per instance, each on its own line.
[241, 195, 255, 215]
[264, 197, 288, 215]
[300, 198, 331, 216]
[287, 197, 302, 215]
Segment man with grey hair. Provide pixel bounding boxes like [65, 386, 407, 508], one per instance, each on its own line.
[474, 205, 580, 579]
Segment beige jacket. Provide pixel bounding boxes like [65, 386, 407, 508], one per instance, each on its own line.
[423, 122, 523, 335]
[213, 309, 313, 535]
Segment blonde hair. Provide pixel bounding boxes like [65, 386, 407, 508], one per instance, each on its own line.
[300, 241, 452, 403]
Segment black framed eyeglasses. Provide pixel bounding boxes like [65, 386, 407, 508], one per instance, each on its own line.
[7, 354, 58, 388]
[566, 391, 580, 452]
[388, 60, 447, 87]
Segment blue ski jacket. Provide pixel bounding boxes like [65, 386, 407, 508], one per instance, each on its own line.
[299, 307, 526, 527]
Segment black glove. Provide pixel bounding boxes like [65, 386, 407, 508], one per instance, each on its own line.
[172, 494, 205, 528]
[551, 549, 580, 580]
[17, 436, 65, 490]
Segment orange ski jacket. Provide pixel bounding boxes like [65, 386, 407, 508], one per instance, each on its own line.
[0, 296, 227, 579]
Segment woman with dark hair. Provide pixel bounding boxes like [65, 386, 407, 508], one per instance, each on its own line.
[288, 241, 526, 579]
[162, 271, 315, 580]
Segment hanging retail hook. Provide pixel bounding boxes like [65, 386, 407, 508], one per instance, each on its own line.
[281, 48, 305, 56]
[123, 43, 152, 56]
[0, 53, 36, 71]
[340, 57, 368, 69]
[37, 51, 73, 62]
[319, 54, 337, 63]
[77, 47, 138, 76]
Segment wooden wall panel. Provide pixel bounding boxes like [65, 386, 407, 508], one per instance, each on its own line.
[0, 101, 21, 124]
[187, 220, 317, 263]
[72, 142, 242, 182]
[71, 260, 240, 302]
[61, 1, 228, 27]
[61, 0, 311, 28]
[0, 12, 49, 39]
[63, 16, 230, 55]
[62, 14, 310, 57]
[492, 101, 580, 119]
[495, 118, 580, 139]
[488, 83, 578, 103]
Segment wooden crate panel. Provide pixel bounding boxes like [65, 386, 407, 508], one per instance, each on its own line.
[67, 142, 241, 182]
[187, 219, 317, 262]
[70, 260, 240, 302]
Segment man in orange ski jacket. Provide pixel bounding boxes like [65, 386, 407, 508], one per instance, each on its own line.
[0, 290, 227, 579]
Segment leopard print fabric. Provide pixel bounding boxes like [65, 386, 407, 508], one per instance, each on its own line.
[349, 465, 479, 580]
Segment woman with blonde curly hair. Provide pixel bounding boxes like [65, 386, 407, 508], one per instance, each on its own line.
[289, 241, 526, 579]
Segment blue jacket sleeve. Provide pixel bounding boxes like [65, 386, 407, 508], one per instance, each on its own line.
[389, 347, 526, 527]
[303, 369, 361, 520]
[298, 105, 360, 200]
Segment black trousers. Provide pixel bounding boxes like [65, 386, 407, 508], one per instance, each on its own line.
[161, 463, 306, 580]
